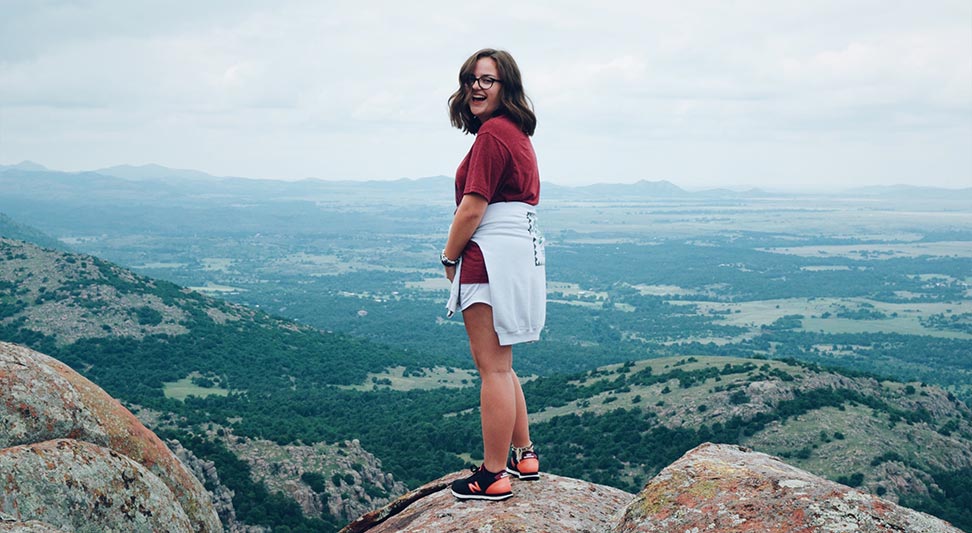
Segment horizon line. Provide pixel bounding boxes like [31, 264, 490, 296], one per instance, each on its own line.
[1, 160, 969, 194]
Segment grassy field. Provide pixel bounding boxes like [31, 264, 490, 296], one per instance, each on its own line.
[162, 372, 233, 401]
[201, 257, 235, 272]
[269, 252, 362, 276]
[188, 282, 245, 295]
[671, 297, 972, 339]
[134, 262, 187, 269]
[548, 281, 609, 299]
[549, 299, 606, 309]
[631, 283, 700, 296]
[340, 365, 480, 392]
[404, 278, 450, 291]
[799, 265, 852, 271]
[802, 316, 972, 339]
[544, 197, 971, 244]
[761, 241, 972, 260]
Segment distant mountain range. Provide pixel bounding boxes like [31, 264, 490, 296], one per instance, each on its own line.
[0, 160, 50, 172]
[846, 184, 972, 198]
[2, 161, 968, 199]
[94, 163, 219, 181]
[543, 179, 700, 199]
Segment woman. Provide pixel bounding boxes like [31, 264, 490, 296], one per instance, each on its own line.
[442, 48, 546, 501]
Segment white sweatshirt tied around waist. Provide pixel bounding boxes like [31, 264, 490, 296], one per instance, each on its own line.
[446, 202, 546, 346]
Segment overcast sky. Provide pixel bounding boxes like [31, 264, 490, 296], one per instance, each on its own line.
[1, 1, 970, 191]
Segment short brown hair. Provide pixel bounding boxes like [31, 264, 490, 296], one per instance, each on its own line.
[448, 48, 537, 136]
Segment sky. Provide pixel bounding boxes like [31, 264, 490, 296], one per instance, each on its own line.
[1, 1, 970, 191]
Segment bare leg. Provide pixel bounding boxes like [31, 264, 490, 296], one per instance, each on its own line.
[511, 371, 532, 448]
[463, 303, 515, 473]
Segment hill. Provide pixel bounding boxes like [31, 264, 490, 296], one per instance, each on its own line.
[2, 235, 971, 530]
[94, 163, 219, 181]
[0, 236, 447, 389]
[543, 179, 691, 199]
[0, 212, 66, 251]
[0, 160, 49, 172]
[513, 355, 972, 529]
[0, 237, 439, 530]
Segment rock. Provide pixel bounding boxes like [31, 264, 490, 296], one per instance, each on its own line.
[341, 471, 634, 532]
[0, 344, 109, 450]
[0, 521, 70, 532]
[345, 444, 963, 532]
[0, 341, 221, 532]
[871, 460, 937, 503]
[0, 439, 193, 532]
[613, 442, 963, 533]
[222, 432, 407, 523]
[166, 438, 239, 528]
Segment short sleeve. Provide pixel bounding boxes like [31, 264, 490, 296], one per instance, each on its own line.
[463, 132, 510, 201]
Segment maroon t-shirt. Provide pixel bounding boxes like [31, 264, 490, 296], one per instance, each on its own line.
[455, 115, 540, 284]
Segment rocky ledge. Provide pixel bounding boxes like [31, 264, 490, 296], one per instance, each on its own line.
[0, 341, 220, 532]
[345, 443, 963, 533]
[341, 470, 633, 532]
[615, 442, 962, 533]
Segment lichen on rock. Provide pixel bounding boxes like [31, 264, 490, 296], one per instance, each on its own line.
[342, 471, 633, 532]
[0, 439, 194, 532]
[613, 443, 964, 533]
[0, 341, 221, 532]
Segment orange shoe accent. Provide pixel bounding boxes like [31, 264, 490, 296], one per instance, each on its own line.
[485, 476, 512, 495]
[517, 457, 539, 475]
[468, 481, 482, 493]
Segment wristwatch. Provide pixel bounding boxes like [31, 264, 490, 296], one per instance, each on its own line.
[440, 250, 459, 267]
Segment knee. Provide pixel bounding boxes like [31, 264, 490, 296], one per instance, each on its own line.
[477, 364, 513, 378]
[471, 346, 512, 371]
[473, 355, 513, 377]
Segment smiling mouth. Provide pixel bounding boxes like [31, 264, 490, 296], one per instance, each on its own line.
[471, 95, 487, 102]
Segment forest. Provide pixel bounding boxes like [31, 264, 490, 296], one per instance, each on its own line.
[2, 174, 971, 531]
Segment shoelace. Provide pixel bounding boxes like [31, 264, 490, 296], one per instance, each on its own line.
[512, 443, 535, 462]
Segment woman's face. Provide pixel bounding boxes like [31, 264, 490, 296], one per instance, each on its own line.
[468, 57, 502, 121]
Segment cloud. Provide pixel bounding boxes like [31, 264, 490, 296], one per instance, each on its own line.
[0, 0, 969, 189]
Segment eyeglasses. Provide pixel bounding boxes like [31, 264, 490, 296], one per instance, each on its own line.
[464, 76, 502, 90]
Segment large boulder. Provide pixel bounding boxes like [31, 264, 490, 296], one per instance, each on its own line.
[613, 442, 963, 533]
[344, 443, 964, 532]
[341, 470, 633, 532]
[0, 341, 221, 532]
[0, 439, 193, 532]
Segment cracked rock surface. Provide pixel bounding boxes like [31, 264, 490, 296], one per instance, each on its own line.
[0, 341, 221, 532]
[345, 443, 964, 532]
[341, 471, 633, 532]
[613, 443, 963, 533]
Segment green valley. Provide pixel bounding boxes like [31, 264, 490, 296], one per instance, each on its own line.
[2, 168, 971, 531]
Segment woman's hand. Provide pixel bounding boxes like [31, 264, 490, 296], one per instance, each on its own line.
[444, 265, 456, 282]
